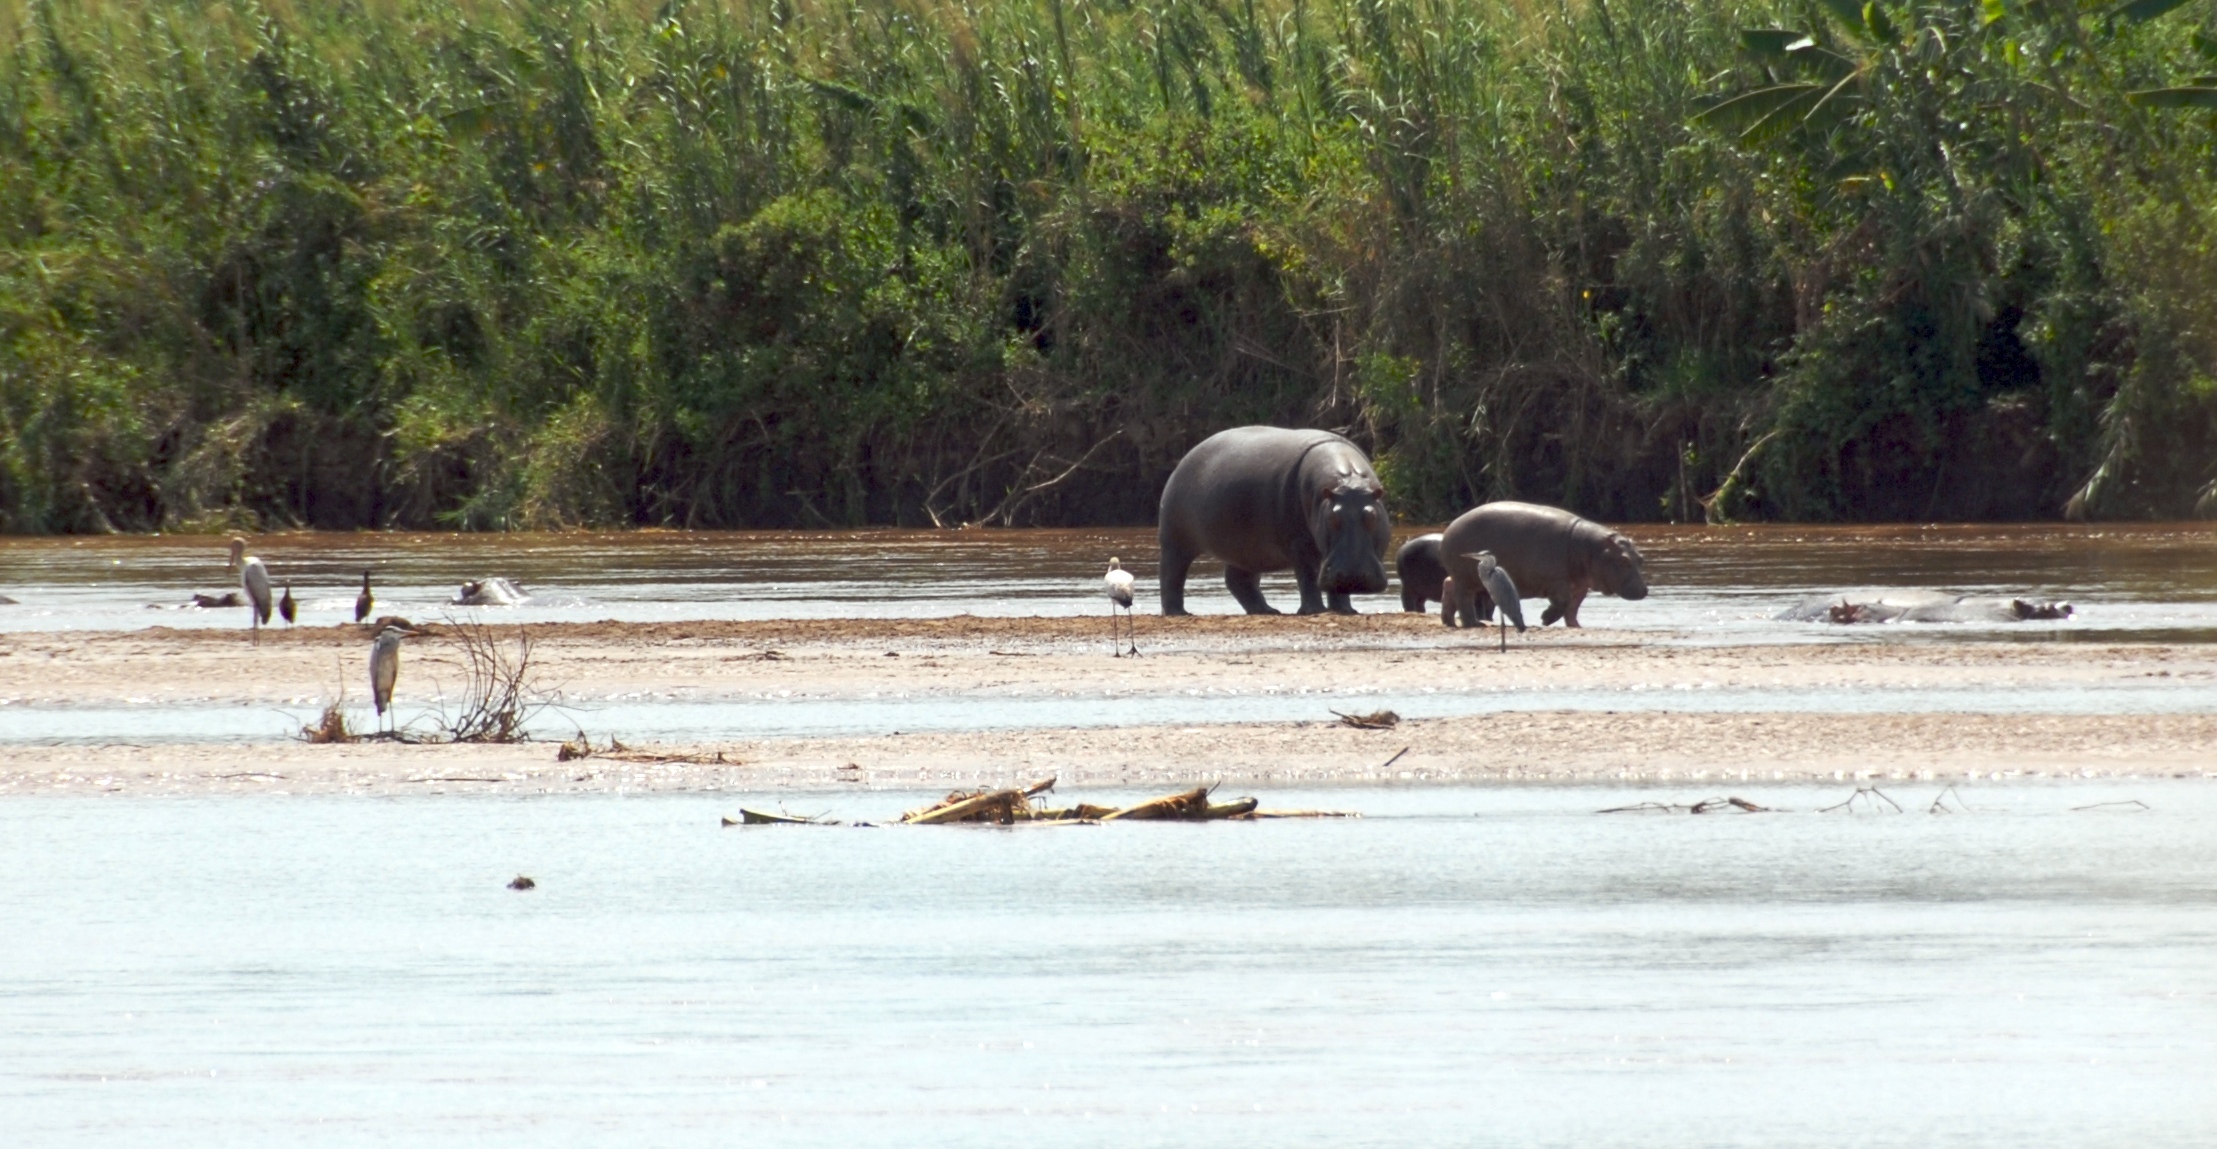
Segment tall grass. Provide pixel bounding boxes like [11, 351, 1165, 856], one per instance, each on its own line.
[2, 0, 2213, 530]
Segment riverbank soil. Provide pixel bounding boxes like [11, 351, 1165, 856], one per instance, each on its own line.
[2, 615, 2210, 794]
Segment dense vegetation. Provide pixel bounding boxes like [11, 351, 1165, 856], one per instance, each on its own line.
[2, 0, 2214, 532]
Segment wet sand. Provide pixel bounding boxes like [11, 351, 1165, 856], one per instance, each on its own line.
[2, 614, 2212, 794]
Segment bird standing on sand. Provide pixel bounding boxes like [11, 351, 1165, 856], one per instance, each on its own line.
[278, 583, 297, 625]
[369, 625, 404, 734]
[239, 548, 274, 646]
[1104, 557, 1138, 657]
[355, 571, 374, 624]
[1465, 550, 1526, 652]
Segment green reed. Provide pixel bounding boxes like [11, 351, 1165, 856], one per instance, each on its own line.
[1, 0, 2212, 531]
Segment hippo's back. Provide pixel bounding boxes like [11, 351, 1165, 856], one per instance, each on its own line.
[1439, 501, 1590, 594]
[1161, 426, 1349, 545]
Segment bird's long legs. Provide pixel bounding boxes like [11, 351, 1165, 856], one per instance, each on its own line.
[1110, 603, 1139, 657]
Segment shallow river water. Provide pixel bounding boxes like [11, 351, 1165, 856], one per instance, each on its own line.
[2, 523, 2214, 639]
[4, 783, 2213, 1147]
[4, 524, 2214, 744]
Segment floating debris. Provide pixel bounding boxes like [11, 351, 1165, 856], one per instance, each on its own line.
[723, 808, 827, 826]
[1599, 797, 1776, 814]
[1928, 786, 1971, 814]
[1818, 786, 1903, 814]
[898, 777, 1059, 824]
[2069, 799, 2150, 813]
[727, 778, 1351, 828]
[508, 876, 536, 890]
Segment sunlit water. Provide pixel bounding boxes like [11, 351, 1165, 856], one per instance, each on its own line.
[2, 525, 2214, 744]
[1, 524, 2213, 639]
[4, 784, 2212, 1147]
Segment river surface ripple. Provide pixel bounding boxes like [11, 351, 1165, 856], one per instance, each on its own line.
[1, 523, 2213, 639]
[3, 784, 2212, 1147]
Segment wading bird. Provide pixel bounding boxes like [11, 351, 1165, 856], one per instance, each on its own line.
[369, 625, 404, 735]
[1104, 557, 1138, 657]
[239, 549, 273, 646]
[355, 571, 374, 624]
[278, 583, 297, 625]
[1466, 550, 1525, 652]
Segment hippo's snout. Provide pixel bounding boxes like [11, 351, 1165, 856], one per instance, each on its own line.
[1322, 557, 1389, 596]
[1618, 580, 1649, 601]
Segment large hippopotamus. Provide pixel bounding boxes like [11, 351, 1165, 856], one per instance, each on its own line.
[1395, 534, 1448, 612]
[1158, 426, 1392, 615]
[1440, 501, 1647, 628]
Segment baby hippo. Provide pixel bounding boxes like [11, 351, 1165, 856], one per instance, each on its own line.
[1395, 534, 1448, 612]
[1439, 501, 1647, 628]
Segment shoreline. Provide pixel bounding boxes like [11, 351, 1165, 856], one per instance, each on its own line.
[6, 711, 2210, 797]
[3, 616, 2213, 795]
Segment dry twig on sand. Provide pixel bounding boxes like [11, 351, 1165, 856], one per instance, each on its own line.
[1333, 709, 1400, 730]
[557, 733, 734, 765]
[299, 655, 360, 743]
[2069, 799, 2150, 812]
[430, 617, 549, 743]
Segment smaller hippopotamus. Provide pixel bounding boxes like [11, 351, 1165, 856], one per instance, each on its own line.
[453, 577, 529, 606]
[1439, 501, 1647, 628]
[191, 591, 245, 609]
[1395, 534, 1448, 612]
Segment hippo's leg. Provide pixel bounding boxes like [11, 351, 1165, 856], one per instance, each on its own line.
[1540, 602, 1563, 626]
[1459, 586, 1489, 629]
[1325, 590, 1357, 615]
[1159, 540, 1196, 617]
[1454, 579, 1486, 629]
[1547, 589, 1590, 628]
[1439, 577, 1460, 627]
[1292, 561, 1327, 615]
[1225, 567, 1281, 615]
[1401, 585, 1426, 612]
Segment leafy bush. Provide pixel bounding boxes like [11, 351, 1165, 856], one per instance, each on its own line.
[1, 0, 2213, 530]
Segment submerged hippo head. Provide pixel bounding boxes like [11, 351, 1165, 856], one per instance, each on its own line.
[1595, 533, 1648, 600]
[1311, 475, 1391, 596]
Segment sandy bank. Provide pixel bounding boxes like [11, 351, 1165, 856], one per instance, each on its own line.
[3, 614, 2211, 707]
[2, 615, 2211, 795]
[3, 711, 2210, 797]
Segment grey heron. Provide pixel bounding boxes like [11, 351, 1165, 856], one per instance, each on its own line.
[1104, 557, 1138, 656]
[239, 550, 273, 646]
[355, 571, 374, 624]
[369, 625, 404, 734]
[1464, 551, 1525, 651]
[278, 583, 297, 625]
